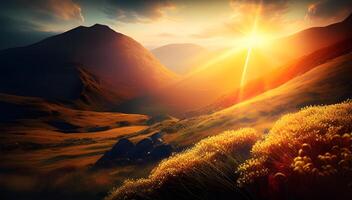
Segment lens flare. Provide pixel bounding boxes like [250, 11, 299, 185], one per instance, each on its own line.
[239, 4, 262, 100]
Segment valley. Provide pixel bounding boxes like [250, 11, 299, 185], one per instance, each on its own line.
[0, 4, 352, 200]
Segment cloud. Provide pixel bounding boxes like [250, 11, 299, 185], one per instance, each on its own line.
[0, 0, 83, 49]
[157, 32, 177, 38]
[305, 0, 352, 22]
[0, 16, 55, 50]
[46, 0, 84, 22]
[0, 0, 84, 22]
[193, 0, 290, 39]
[104, 0, 175, 23]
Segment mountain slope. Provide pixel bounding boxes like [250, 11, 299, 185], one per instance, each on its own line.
[198, 36, 352, 114]
[0, 24, 178, 110]
[151, 43, 210, 74]
[274, 13, 352, 58]
[140, 52, 352, 148]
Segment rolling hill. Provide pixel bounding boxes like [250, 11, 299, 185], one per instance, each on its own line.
[198, 36, 352, 114]
[0, 24, 178, 110]
[151, 43, 211, 75]
[139, 52, 352, 148]
[274, 12, 352, 59]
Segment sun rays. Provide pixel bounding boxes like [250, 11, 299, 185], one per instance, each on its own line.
[238, 3, 262, 100]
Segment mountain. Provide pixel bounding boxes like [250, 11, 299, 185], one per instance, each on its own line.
[274, 13, 352, 59]
[151, 43, 211, 74]
[0, 24, 178, 110]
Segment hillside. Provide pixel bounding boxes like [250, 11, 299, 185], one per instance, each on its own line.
[138, 52, 352, 148]
[274, 12, 352, 59]
[107, 101, 352, 200]
[151, 43, 211, 74]
[0, 24, 178, 110]
[198, 37, 352, 114]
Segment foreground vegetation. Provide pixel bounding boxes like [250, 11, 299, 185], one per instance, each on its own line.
[107, 100, 352, 200]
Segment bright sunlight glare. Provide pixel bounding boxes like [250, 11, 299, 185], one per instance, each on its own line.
[239, 3, 262, 100]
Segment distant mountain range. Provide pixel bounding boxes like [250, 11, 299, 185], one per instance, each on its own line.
[151, 43, 211, 75]
[0, 24, 178, 110]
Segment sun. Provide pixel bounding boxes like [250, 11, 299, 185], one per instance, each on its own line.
[242, 32, 268, 48]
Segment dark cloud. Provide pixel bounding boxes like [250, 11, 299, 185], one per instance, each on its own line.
[0, 15, 55, 50]
[306, 0, 352, 21]
[0, 0, 83, 49]
[104, 0, 175, 23]
[0, 0, 84, 22]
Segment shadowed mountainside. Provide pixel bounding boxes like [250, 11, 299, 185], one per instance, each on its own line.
[0, 24, 178, 110]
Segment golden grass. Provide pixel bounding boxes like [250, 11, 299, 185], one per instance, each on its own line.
[106, 128, 262, 200]
[107, 100, 352, 200]
[237, 100, 352, 199]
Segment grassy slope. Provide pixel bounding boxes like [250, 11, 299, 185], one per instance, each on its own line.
[147, 53, 352, 148]
[0, 95, 154, 200]
[107, 101, 352, 200]
[0, 94, 150, 172]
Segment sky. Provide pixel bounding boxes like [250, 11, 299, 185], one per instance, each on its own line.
[0, 0, 351, 50]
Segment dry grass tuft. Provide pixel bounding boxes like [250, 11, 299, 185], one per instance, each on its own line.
[237, 100, 352, 199]
[106, 128, 262, 200]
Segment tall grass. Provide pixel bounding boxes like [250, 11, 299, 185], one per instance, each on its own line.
[106, 100, 352, 200]
[237, 100, 352, 199]
[106, 128, 262, 200]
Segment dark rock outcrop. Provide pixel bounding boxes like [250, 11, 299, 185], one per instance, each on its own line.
[131, 138, 153, 159]
[150, 144, 172, 160]
[95, 134, 173, 168]
[95, 138, 135, 167]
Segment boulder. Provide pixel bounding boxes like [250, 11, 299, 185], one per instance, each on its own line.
[110, 138, 134, 158]
[150, 144, 173, 160]
[131, 138, 154, 159]
[95, 138, 134, 167]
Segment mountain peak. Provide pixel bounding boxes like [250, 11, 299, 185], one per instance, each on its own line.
[69, 24, 116, 34]
[90, 23, 112, 30]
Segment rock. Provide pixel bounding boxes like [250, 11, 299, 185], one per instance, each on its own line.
[150, 144, 173, 160]
[131, 138, 154, 159]
[95, 138, 134, 168]
[110, 138, 135, 159]
[95, 136, 174, 168]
